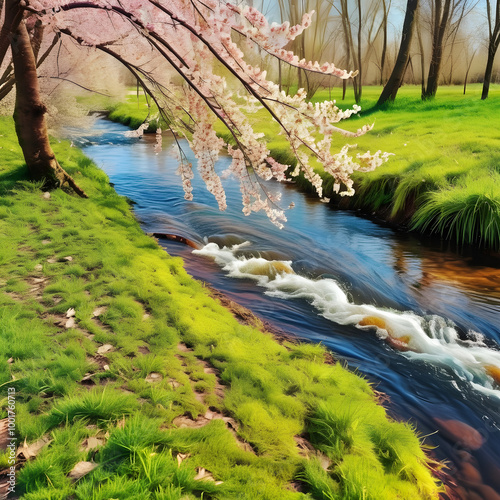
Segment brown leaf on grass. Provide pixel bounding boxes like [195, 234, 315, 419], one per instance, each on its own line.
[176, 453, 190, 466]
[193, 468, 223, 485]
[315, 451, 331, 471]
[66, 308, 76, 318]
[80, 437, 104, 451]
[97, 344, 114, 355]
[168, 378, 181, 389]
[16, 436, 51, 460]
[68, 461, 97, 480]
[65, 317, 76, 329]
[92, 306, 107, 317]
[194, 467, 214, 481]
[145, 372, 163, 383]
[63, 256, 73, 262]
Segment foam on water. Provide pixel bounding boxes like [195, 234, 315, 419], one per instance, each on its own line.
[194, 242, 500, 397]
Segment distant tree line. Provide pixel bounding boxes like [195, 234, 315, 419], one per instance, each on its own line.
[251, 0, 499, 102]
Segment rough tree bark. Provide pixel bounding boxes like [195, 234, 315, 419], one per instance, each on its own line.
[481, 0, 500, 100]
[379, 0, 388, 85]
[377, 0, 419, 105]
[10, 18, 87, 196]
[422, 0, 451, 99]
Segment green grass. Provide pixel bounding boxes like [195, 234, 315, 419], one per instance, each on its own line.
[0, 115, 441, 498]
[216, 83, 500, 250]
[79, 90, 166, 132]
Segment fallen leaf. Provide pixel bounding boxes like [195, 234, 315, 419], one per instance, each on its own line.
[194, 467, 215, 482]
[65, 317, 76, 329]
[315, 451, 331, 471]
[92, 306, 106, 317]
[97, 344, 114, 355]
[16, 436, 51, 460]
[80, 437, 104, 451]
[34, 264, 43, 271]
[46, 258, 58, 264]
[145, 372, 163, 383]
[68, 461, 97, 480]
[168, 378, 181, 389]
[7, 358, 13, 364]
[66, 308, 76, 318]
[42, 192, 51, 199]
[103, 365, 110, 371]
[63, 256, 73, 262]
[176, 453, 189, 466]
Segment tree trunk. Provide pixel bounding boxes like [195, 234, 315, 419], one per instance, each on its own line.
[11, 20, 87, 196]
[378, 0, 419, 105]
[482, 42, 499, 99]
[0, 0, 23, 67]
[380, 0, 388, 85]
[422, 0, 451, 99]
[424, 41, 444, 97]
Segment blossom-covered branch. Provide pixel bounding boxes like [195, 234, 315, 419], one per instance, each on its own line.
[26, 0, 391, 226]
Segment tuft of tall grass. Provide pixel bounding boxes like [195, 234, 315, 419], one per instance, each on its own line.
[49, 388, 139, 426]
[411, 170, 500, 250]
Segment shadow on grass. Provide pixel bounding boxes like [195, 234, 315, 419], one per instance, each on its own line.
[0, 164, 30, 194]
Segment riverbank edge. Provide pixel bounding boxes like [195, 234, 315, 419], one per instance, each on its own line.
[0, 116, 443, 498]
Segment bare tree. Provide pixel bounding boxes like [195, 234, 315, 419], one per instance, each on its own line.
[481, 0, 500, 99]
[379, 0, 389, 84]
[422, 0, 475, 98]
[378, 0, 419, 104]
[416, 4, 427, 93]
[276, 0, 335, 98]
[463, 46, 476, 93]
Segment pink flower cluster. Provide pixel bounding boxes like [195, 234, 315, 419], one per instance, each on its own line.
[31, 0, 390, 226]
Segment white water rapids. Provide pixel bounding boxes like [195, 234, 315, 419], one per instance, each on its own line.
[194, 241, 500, 399]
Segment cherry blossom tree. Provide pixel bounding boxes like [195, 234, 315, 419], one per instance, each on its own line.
[1, 0, 390, 226]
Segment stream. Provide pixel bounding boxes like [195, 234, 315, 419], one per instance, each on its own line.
[69, 118, 500, 495]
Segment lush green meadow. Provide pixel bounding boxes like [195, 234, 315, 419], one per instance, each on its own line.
[0, 117, 441, 498]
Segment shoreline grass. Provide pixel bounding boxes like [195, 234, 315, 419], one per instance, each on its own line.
[0, 116, 441, 498]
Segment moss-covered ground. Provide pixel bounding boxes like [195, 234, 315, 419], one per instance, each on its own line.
[0, 116, 441, 498]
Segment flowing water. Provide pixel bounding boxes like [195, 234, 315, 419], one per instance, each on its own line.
[70, 119, 500, 494]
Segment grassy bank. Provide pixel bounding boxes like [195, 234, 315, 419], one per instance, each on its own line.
[0, 117, 441, 498]
[239, 84, 500, 251]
